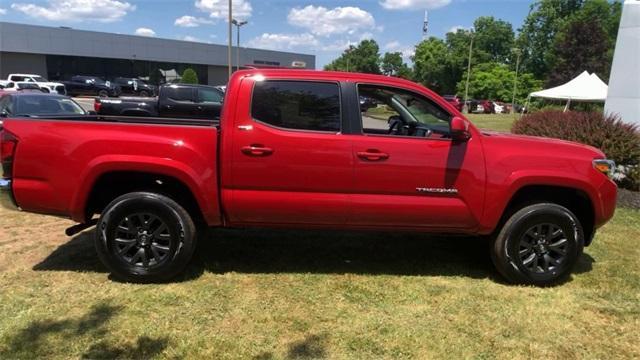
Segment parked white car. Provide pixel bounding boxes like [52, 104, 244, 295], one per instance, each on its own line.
[494, 103, 505, 114]
[0, 74, 66, 95]
[1, 82, 44, 92]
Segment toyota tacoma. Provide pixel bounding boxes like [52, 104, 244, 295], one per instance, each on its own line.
[0, 69, 617, 285]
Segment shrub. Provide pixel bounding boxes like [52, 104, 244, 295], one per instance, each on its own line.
[181, 68, 199, 84]
[512, 110, 640, 190]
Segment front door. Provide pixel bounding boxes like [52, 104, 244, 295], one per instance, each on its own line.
[223, 78, 353, 225]
[349, 83, 486, 230]
[195, 87, 223, 120]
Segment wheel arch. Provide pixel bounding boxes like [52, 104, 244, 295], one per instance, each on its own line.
[496, 184, 596, 246]
[70, 157, 221, 226]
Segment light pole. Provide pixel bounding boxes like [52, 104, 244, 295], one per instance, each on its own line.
[232, 19, 248, 72]
[227, 0, 232, 81]
[511, 48, 522, 115]
[462, 31, 474, 114]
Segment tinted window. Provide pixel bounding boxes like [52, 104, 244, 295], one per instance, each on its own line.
[164, 87, 194, 102]
[198, 88, 223, 103]
[15, 96, 85, 116]
[251, 81, 341, 132]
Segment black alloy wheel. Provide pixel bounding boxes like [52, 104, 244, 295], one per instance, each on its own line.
[112, 212, 175, 268]
[491, 203, 584, 286]
[517, 223, 569, 275]
[96, 192, 198, 283]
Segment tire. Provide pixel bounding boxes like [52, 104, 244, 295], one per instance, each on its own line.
[98, 90, 109, 98]
[96, 192, 197, 283]
[491, 203, 584, 286]
[139, 90, 149, 97]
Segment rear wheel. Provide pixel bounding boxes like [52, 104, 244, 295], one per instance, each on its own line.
[139, 90, 149, 97]
[491, 203, 584, 286]
[96, 192, 197, 283]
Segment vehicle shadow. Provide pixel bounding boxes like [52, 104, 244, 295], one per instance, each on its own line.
[33, 227, 596, 283]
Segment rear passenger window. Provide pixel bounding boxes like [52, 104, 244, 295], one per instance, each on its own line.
[165, 87, 194, 102]
[251, 81, 341, 132]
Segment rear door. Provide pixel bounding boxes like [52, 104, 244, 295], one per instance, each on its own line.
[159, 86, 198, 118]
[223, 77, 353, 225]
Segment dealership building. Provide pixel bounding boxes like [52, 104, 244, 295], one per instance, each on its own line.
[0, 22, 315, 85]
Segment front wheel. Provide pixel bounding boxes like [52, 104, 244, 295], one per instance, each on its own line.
[96, 192, 197, 283]
[98, 90, 109, 98]
[491, 203, 584, 286]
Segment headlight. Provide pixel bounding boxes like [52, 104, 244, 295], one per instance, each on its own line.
[593, 159, 616, 178]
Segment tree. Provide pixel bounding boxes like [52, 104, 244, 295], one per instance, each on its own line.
[455, 63, 542, 103]
[517, 0, 584, 79]
[546, 0, 622, 85]
[412, 37, 455, 94]
[381, 52, 402, 76]
[546, 15, 611, 86]
[324, 40, 381, 74]
[472, 16, 515, 63]
[181, 68, 199, 84]
[381, 52, 412, 79]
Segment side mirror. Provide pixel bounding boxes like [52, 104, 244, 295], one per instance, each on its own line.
[450, 116, 471, 142]
[0, 111, 8, 118]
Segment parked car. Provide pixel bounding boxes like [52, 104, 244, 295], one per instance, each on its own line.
[443, 95, 464, 112]
[1, 82, 45, 92]
[95, 84, 224, 119]
[359, 96, 378, 112]
[112, 77, 156, 97]
[0, 92, 91, 118]
[0, 69, 617, 286]
[493, 102, 505, 114]
[61, 76, 121, 97]
[0, 74, 66, 95]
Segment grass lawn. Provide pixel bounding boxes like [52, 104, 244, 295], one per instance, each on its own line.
[466, 113, 518, 132]
[1, 117, 638, 359]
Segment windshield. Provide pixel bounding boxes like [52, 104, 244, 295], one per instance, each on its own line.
[31, 76, 48, 82]
[16, 96, 86, 116]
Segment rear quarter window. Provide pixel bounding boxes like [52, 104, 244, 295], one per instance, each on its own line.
[251, 80, 341, 132]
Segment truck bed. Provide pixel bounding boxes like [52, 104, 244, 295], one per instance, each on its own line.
[3, 116, 222, 224]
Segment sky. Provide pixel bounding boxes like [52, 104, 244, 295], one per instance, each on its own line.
[0, 0, 536, 68]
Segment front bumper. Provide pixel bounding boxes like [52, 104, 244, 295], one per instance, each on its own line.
[0, 178, 19, 211]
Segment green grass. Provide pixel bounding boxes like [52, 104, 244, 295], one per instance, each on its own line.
[467, 113, 518, 132]
[0, 207, 639, 358]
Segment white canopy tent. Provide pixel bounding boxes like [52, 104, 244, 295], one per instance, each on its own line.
[526, 71, 609, 111]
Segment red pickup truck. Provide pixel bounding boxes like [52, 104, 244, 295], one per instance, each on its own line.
[0, 69, 617, 286]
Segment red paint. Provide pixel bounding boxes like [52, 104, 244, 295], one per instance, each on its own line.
[1, 69, 617, 236]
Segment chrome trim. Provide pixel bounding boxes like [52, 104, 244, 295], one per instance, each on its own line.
[0, 178, 19, 211]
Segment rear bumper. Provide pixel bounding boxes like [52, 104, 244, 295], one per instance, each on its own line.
[0, 178, 19, 211]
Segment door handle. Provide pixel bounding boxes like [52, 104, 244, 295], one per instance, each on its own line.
[241, 144, 274, 157]
[357, 149, 389, 161]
